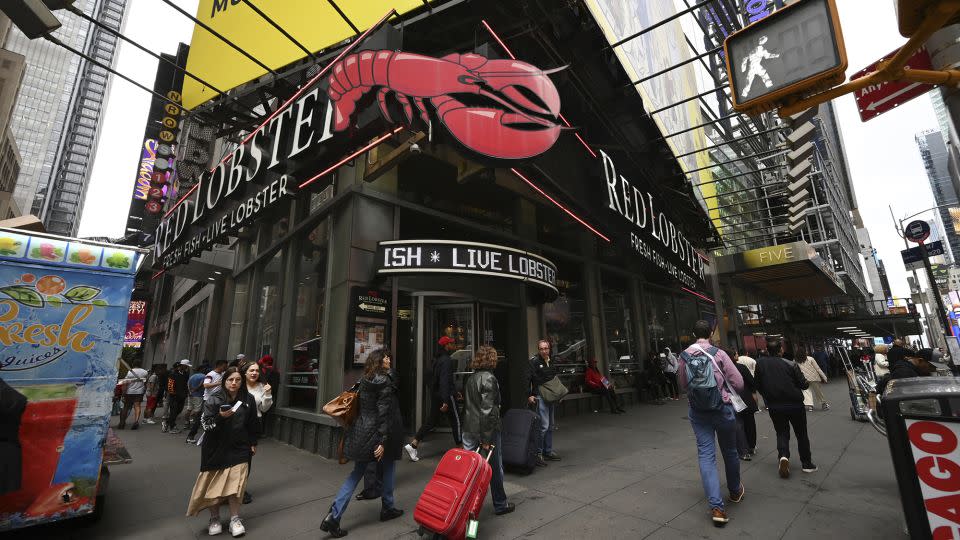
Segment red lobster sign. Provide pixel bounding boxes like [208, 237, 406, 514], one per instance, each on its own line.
[325, 50, 563, 160]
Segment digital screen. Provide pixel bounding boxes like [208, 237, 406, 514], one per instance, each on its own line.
[727, 0, 841, 104]
[124, 300, 147, 347]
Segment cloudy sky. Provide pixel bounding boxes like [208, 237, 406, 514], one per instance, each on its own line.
[77, 0, 198, 238]
[78, 0, 939, 301]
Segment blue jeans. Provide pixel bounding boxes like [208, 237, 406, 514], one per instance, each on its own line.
[537, 398, 554, 454]
[462, 431, 508, 513]
[688, 404, 741, 510]
[331, 458, 396, 520]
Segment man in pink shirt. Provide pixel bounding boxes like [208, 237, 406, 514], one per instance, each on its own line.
[678, 320, 745, 527]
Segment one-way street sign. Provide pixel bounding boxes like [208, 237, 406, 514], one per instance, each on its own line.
[852, 46, 934, 122]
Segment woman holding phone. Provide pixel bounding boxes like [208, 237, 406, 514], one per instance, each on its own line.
[186, 367, 258, 537]
[321, 349, 404, 537]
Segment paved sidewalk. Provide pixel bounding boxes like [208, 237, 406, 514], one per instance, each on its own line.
[10, 381, 905, 539]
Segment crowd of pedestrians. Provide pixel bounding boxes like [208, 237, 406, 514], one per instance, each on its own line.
[113, 354, 278, 536]
[117, 324, 909, 536]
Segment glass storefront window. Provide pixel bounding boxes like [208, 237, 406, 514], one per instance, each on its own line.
[543, 263, 588, 391]
[254, 250, 283, 358]
[675, 295, 700, 350]
[646, 288, 678, 360]
[601, 273, 639, 377]
[227, 273, 250, 357]
[289, 220, 329, 411]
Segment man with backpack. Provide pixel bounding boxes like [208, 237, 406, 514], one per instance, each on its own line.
[678, 321, 745, 527]
[754, 337, 816, 480]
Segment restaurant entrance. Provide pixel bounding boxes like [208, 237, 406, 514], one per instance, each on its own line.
[396, 293, 518, 436]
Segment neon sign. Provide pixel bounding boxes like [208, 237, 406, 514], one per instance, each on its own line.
[133, 139, 158, 201]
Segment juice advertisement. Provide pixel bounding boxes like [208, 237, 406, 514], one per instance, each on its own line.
[0, 230, 139, 530]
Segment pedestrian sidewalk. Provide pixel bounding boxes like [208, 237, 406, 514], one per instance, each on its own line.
[9, 381, 905, 539]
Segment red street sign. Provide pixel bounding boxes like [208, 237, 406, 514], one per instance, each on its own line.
[852, 46, 934, 122]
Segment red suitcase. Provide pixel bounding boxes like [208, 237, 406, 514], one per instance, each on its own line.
[414, 447, 493, 540]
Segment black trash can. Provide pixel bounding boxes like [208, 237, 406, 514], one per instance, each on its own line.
[881, 377, 960, 540]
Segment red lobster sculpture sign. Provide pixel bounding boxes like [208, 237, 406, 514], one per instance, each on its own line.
[325, 50, 563, 160]
[155, 50, 563, 267]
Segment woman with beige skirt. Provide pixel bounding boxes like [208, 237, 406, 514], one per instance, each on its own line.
[186, 367, 259, 537]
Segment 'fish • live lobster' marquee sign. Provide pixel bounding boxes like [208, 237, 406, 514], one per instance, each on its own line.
[155, 48, 564, 269]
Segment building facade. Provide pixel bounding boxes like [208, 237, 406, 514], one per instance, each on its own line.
[0, 15, 24, 221]
[3, 0, 126, 235]
[916, 129, 960, 263]
[144, 1, 719, 457]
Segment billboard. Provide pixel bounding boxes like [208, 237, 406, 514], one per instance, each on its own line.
[181, 0, 435, 110]
[124, 300, 147, 348]
[125, 44, 188, 238]
[583, 1, 720, 233]
[0, 230, 139, 530]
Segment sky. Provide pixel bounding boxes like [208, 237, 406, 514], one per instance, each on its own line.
[78, 0, 939, 302]
[76, 0, 198, 239]
[831, 0, 940, 300]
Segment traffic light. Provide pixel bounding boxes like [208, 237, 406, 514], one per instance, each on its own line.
[896, 0, 960, 37]
[724, 0, 847, 115]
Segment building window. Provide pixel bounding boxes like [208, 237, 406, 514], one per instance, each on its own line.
[543, 262, 588, 389]
[646, 287, 678, 356]
[288, 219, 329, 411]
[253, 250, 283, 357]
[227, 272, 250, 358]
[601, 272, 639, 376]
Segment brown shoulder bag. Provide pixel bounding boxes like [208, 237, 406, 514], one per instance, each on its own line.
[323, 382, 361, 426]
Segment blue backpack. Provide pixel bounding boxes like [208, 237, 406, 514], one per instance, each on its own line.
[679, 346, 723, 411]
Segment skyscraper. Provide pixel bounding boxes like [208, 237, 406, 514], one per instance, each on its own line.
[916, 129, 960, 263]
[3, 0, 127, 236]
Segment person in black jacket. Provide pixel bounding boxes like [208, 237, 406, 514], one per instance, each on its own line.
[404, 336, 461, 462]
[889, 348, 938, 380]
[754, 337, 816, 479]
[886, 338, 909, 368]
[321, 349, 404, 538]
[528, 339, 560, 466]
[728, 349, 759, 461]
[165, 359, 192, 434]
[185, 367, 258, 537]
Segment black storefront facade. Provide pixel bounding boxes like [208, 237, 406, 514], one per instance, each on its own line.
[146, 2, 720, 457]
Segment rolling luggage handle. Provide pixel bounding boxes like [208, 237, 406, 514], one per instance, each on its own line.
[479, 444, 495, 462]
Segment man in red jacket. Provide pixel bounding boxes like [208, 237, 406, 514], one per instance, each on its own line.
[584, 358, 625, 414]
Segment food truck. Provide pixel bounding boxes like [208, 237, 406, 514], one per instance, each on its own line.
[0, 228, 144, 531]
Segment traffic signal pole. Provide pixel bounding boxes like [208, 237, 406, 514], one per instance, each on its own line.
[778, 0, 960, 116]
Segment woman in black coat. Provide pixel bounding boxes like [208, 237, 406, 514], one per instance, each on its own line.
[732, 357, 759, 460]
[321, 349, 404, 537]
[185, 367, 259, 537]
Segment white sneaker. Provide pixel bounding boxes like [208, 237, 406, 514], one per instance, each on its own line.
[404, 443, 420, 462]
[144, 418, 156, 425]
[208, 518, 222, 536]
[229, 517, 245, 537]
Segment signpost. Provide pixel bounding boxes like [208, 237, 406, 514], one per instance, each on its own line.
[905, 219, 932, 243]
[901, 240, 943, 270]
[904, 218, 953, 352]
[853, 47, 935, 122]
[724, 0, 847, 114]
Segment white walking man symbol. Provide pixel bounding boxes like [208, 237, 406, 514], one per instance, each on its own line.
[740, 35, 780, 98]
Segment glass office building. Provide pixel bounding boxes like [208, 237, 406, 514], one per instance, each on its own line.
[3, 0, 126, 236]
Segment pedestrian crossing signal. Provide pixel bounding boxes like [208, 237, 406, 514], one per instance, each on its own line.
[724, 0, 847, 115]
